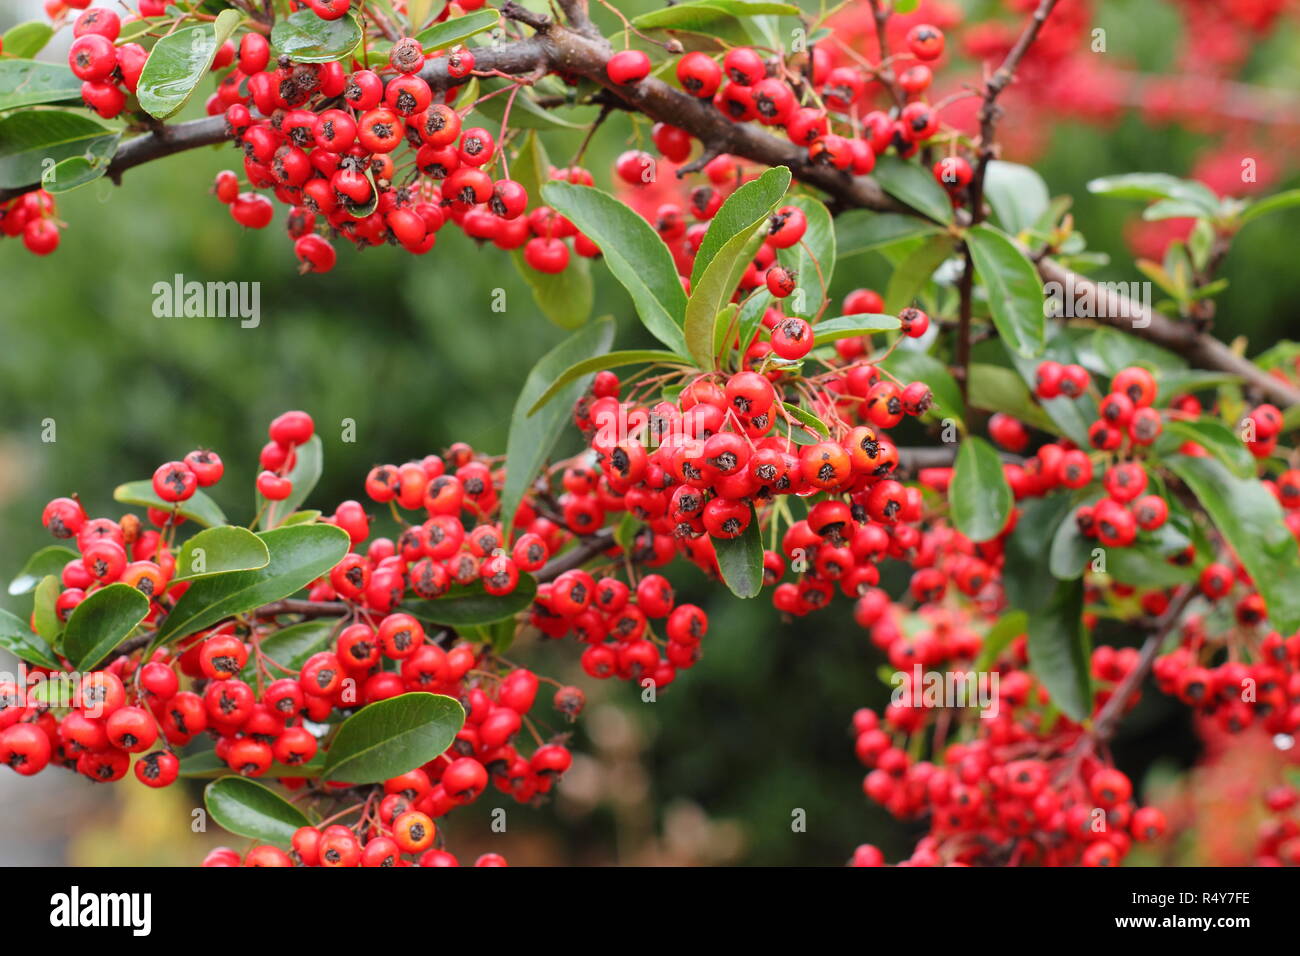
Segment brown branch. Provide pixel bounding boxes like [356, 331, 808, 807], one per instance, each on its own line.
[253, 599, 348, 618]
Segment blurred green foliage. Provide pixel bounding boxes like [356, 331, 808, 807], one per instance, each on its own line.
[1, 0, 1298, 865]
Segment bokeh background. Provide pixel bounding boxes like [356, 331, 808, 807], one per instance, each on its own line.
[1, 0, 1298, 865]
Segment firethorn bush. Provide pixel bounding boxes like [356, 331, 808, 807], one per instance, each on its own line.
[2, 0, 1300, 868]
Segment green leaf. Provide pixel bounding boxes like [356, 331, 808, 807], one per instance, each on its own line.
[270, 9, 361, 62]
[1239, 189, 1300, 226]
[811, 313, 901, 347]
[258, 434, 323, 530]
[1003, 495, 1092, 721]
[1049, 502, 1094, 580]
[543, 181, 689, 353]
[0, 111, 119, 190]
[966, 223, 1045, 358]
[0, 608, 60, 669]
[511, 249, 594, 330]
[137, 9, 242, 119]
[204, 776, 310, 849]
[40, 135, 120, 195]
[62, 583, 150, 670]
[2, 22, 54, 59]
[32, 575, 61, 647]
[974, 610, 1028, 672]
[323, 692, 465, 784]
[1086, 173, 1220, 215]
[1166, 455, 1300, 635]
[968, 363, 1057, 433]
[713, 504, 763, 598]
[1104, 540, 1198, 588]
[633, 1, 799, 35]
[156, 524, 350, 646]
[684, 167, 791, 366]
[691, 165, 791, 288]
[781, 401, 830, 441]
[949, 437, 1012, 542]
[175, 526, 272, 582]
[1153, 369, 1242, 404]
[872, 154, 954, 224]
[884, 233, 954, 312]
[526, 348, 684, 417]
[736, 289, 772, 359]
[239, 619, 337, 685]
[0, 60, 81, 111]
[113, 481, 227, 528]
[836, 210, 943, 258]
[403, 576, 538, 628]
[982, 161, 1050, 236]
[1027, 578, 1092, 722]
[9, 545, 76, 596]
[775, 195, 835, 318]
[1156, 419, 1253, 478]
[501, 317, 618, 534]
[880, 347, 965, 427]
[1143, 198, 1212, 221]
[414, 7, 499, 49]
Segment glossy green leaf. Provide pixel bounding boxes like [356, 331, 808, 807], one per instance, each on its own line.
[836, 210, 943, 258]
[180, 748, 322, 781]
[32, 575, 61, 646]
[1049, 502, 1095, 580]
[403, 576, 538, 628]
[1240, 189, 1300, 226]
[1166, 455, 1300, 635]
[511, 249, 594, 330]
[949, 437, 1012, 542]
[0, 111, 118, 189]
[175, 526, 272, 582]
[968, 363, 1057, 433]
[238, 619, 337, 685]
[270, 9, 361, 63]
[982, 161, 1050, 236]
[884, 233, 954, 312]
[872, 154, 954, 224]
[781, 401, 830, 441]
[0, 60, 82, 111]
[691, 166, 791, 288]
[258, 434, 323, 529]
[634, 1, 799, 34]
[775, 195, 835, 318]
[156, 524, 350, 645]
[1087, 173, 1220, 214]
[0, 608, 60, 669]
[323, 692, 465, 784]
[205, 776, 310, 849]
[502, 317, 617, 535]
[526, 349, 684, 417]
[40, 136, 120, 195]
[811, 313, 901, 347]
[543, 181, 688, 353]
[713, 504, 763, 599]
[137, 10, 242, 119]
[62, 583, 149, 670]
[2, 22, 54, 59]
[414, 7, 499, 49]
[1003, 495, 1092, 721]
[685, 167, 791, 366]
[974, 611, 1028, 672]
[966, 223, 1045, 358]
[1005, 333, 1097, 448]
[113, 481, 226, 528]
[9, 545, 76, 596]
[1157, 419, 1254, 478]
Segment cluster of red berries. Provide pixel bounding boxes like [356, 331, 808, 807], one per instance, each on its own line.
[206, 827, 508, 867]
[1154, 618, 1300, 736]
[850, 700, 1168, 866]
[0, 190, 62, 257]
[65, 6, 148, 120]
[1257, 783, 1300, 866]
